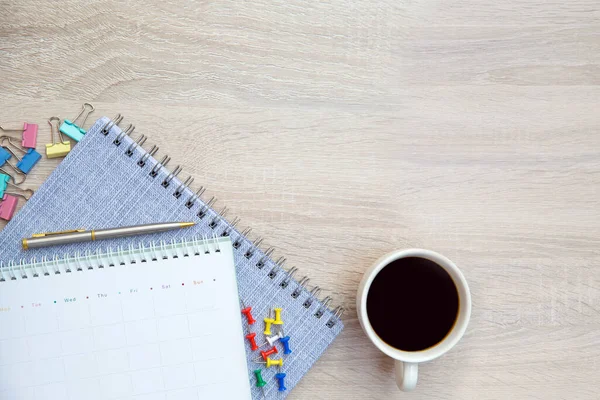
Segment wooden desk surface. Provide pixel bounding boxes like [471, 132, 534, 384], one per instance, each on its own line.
[1, 1, 599, 398]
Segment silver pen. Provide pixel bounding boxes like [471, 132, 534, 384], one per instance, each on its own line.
[22, 222, 196, 250]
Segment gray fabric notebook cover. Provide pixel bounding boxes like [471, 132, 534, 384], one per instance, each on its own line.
[0, 116, 344, 399]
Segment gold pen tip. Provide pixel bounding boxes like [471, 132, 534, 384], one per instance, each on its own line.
[180, 222, 196, 228]
[22, 238, 29, 250]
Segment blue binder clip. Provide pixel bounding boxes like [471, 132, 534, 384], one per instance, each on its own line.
[1, 137, 41, 174]
[60, 103, 95, 142]
[0, 147, 10, 165]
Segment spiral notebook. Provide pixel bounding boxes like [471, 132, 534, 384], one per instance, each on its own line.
[0, 237, 252, 400]
[0, 115, 344, 399]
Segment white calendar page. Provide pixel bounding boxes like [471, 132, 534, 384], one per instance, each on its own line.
[0, 238, 251, 400]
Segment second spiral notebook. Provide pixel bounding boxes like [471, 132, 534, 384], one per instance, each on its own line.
[0, 116, 344, 400]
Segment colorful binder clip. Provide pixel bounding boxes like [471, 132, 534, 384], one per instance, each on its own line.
[60, 103, 95, 142]
[253, 369, 267, 399]
[241, 300, 256, 325]
[274, 372, 287, 392]
[0, 122, 38, 148]
[45, 117, 71, 159]
[245, 332, 259, 351]
[0, 172, 33, 200]
[0, 137, 41, 174]
[0, 195, 19, 221]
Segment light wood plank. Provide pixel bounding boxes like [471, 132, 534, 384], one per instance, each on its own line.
[1, 0, 599, 398]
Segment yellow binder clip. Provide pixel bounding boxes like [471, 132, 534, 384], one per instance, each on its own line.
[45, 117, 71, 159]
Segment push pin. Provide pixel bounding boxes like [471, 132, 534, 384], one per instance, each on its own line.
[60, 103, 95, 142]
[259, 331, 284, 348]
[280, 335, 292, 355]
[253, 369, 267, 398]
[241, 300, 256, 325]
[255, 346, 278, 362]
[275, 372, 287, 392]
[45, 117, 71, 159]
[264, 309, 275, 336]
[256, 357, 283, 369]
[273, 307, 283, 332]
[1, 137, 41, 174]
[245, 332, 259, 351]
[0, 122, 38, 148]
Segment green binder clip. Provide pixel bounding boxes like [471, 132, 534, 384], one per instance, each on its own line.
[59, 103, 95, 142]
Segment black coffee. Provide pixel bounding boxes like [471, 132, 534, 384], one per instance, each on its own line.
[366, 257, 459, 352]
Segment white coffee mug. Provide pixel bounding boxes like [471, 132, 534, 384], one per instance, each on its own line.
[356, 249, 471, 391]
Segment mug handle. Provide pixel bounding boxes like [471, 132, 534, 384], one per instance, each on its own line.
[395, 360, 418, 391]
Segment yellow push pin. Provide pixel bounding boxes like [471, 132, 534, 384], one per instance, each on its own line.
[256, 357, 284, 369]
[45, 117, 71, 159]
[273, 307, 283, 332]
[264, 309, 275, 336]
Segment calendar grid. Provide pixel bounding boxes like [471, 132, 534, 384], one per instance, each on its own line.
[0, 238, 251, 400]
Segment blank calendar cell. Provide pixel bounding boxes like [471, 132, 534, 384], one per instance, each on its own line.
[190, 336, 222, 361]
[28, 332, 62, 360]
[185, 285, 216, 312]
[153, 289, 187, 317]
[32, 357, 65, 386]
[60, 328, 94, 355]
[121, 293, 155, 322]
[0, 337, 30, 365]
[159, 338, 193, 366]
[66, 377, 102, 400]
[162, 363, 196, 391]
[63, 353, 98, 379]
[99, 373, 133, 399]
[187, 310, 220, 337]
[1, 386, 35, 400]
[0, 313, 26, 340]
[166, 387, 198, 400]
[34, 382, 67, 399]
[25, 308, 58, 336]
[125, 319, 159, 346]
[96, 348, 130, 374]
[129, 344, 162, 370]
[193, 359, 226, 386]
[157, 314, 190, 341]
[57, 302, 91, 331]
[93, 323, 126, 351]
[131, 368, 165, 395]
[90, 297, 124, 326]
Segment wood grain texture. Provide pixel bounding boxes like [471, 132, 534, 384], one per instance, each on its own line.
[1, 0, 599, 398]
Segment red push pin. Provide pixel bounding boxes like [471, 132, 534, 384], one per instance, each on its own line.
[255, 346, 278, 362]
[245, 332, 259, 351]
[241, 300, 256, 325]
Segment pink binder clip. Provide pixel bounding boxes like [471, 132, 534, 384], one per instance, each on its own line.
[0, 122, 38, 149]
[21, 123, 38, 148]
[0, 194, 18, 221]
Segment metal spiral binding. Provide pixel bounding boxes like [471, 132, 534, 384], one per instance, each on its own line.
[0, 237, 223, 282]
[83, 114, 344, 327]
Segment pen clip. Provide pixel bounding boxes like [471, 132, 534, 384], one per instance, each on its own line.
[31, 229, 86, 237]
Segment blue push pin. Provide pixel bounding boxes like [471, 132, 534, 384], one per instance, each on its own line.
[280, 335, 292, 355]
[275, 372, 287, 392]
